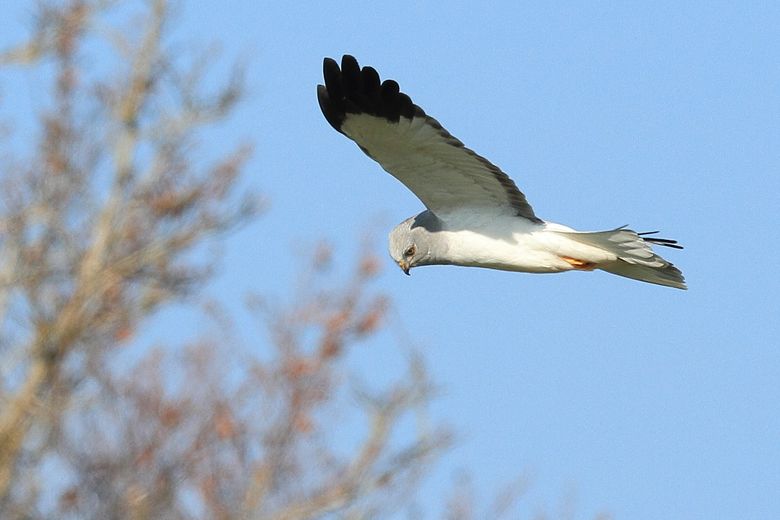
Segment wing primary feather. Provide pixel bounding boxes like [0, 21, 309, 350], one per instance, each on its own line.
[397, 92, 415, 119]
[317, 85, 342, 132]
[341, 55, 361, 97]
[323, 58, 343, 102]
[319, 58, 345, 132]
[379, 79, 401, 121]
[361, 66, 380, 96]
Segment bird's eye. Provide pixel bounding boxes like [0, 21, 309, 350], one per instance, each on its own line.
[404, 245, 416, 258]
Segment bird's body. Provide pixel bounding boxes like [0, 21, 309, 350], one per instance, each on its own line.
[318, 55, 686, 289]
[431, 218, 553, 273]
[396, 212, 570, 273]
[393, 212, 664, 275]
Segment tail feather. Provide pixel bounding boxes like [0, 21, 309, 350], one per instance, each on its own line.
[600, 258, 686, 290]
[560, 227, 687, 290]
[637, 231, 684, 250]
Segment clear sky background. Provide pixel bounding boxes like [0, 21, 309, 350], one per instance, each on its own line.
[3, 1, 780, 519]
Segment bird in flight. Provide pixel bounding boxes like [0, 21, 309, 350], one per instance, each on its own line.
[317, 55, 686, 289]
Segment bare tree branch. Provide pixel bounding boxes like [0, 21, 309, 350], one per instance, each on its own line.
[0, 2, 585, 519]
[0, 0, 256, 511]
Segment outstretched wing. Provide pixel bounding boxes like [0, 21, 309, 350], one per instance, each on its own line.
[317, 55, 539, 221]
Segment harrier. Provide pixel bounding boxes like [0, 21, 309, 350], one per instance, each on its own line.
[317, 55, 685, 289]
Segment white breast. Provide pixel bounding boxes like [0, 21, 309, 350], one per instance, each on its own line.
[435, 215, 570, 273]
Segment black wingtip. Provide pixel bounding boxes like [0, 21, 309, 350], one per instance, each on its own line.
[323, 57, 342, 98]
[317, 84, 344, 133]
[317, 54, 424, 131]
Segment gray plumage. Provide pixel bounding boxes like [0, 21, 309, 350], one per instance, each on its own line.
[318, 55, 686, 289]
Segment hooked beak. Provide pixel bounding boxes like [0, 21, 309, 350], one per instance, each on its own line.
[398, 261, 411, 276]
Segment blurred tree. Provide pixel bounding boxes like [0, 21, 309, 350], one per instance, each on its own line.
[0, 1, 450, 518]
[0, 2, 610, 519]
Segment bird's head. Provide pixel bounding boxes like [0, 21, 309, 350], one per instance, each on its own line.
[388, 217, 436, 275]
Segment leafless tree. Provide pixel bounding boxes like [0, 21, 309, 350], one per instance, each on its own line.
[0, 1, 451, 518]
[0, 2, 611, 519]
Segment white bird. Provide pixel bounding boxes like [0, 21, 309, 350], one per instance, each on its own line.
[317, 55, 686, 289]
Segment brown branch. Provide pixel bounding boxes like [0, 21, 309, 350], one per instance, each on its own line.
[0, 0, 254, 512]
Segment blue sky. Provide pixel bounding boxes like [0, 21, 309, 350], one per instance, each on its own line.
[3, 1, 780, 518]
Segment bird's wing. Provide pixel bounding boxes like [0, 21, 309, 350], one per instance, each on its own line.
[317, 55, 539, 221]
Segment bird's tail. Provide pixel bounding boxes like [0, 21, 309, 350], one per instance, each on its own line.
[560, 227, 686, 289]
